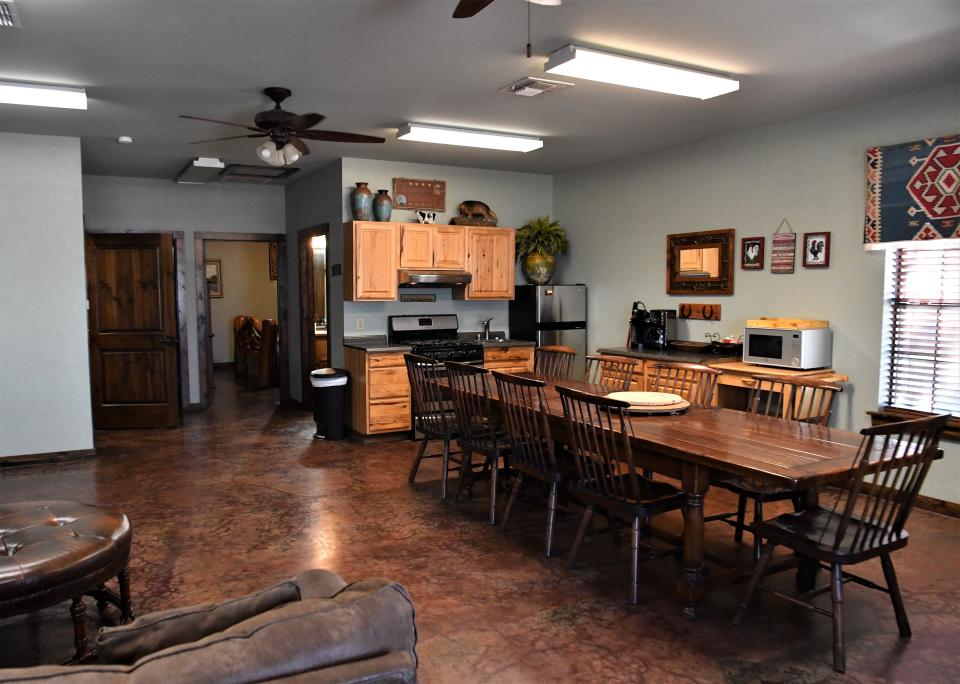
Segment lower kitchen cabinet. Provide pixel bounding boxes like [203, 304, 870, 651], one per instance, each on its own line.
[345, 348, 411, 435]
[482, 346, 534, 374]
[344, 344, 536, 437]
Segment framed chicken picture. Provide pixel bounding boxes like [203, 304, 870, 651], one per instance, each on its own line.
[741, 236, 764, 270]
[802, 232, 830, 268]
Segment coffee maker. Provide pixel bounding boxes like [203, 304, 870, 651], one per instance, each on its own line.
[629, 302, 676, 351]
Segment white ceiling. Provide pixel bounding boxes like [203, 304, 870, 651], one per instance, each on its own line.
[1, 0, 958, 180]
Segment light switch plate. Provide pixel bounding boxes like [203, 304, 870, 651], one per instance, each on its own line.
[356, 318, 364, 331]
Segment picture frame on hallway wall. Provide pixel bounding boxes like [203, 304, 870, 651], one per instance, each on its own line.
[206, 259, 223, 298]
[741, 237, 764, 270]
[803, 232, 831, 268]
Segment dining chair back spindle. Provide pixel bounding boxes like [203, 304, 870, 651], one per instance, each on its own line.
[583, 355, 637, 391]
[493, 372, 567, 556]
[648, 362, 721, 406]
[444, 361, 510, 523]
[734, 414, 948, 673]
[405, 354, 461, 499]
[557, 385, 684, 603]
[535, 345, 577, 380]
[709, 375, 844, 559]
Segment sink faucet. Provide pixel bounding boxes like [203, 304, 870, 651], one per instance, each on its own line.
[481, 317, 494, 340]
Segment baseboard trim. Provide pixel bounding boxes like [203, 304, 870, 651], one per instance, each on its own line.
[0, 448, 97, 467]
[915, 494, 960, 519]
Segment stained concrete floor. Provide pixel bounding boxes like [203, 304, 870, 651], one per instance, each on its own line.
[1, 370, 958, 682]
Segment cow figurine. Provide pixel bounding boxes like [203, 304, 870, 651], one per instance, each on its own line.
[414, 210, 437, 224]
[450, 200, 498, 227]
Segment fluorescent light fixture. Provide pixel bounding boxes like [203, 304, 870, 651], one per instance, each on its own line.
[397, 123, 543, 153]
[545, 45, 739, 100]
[0, 80, 87, 109]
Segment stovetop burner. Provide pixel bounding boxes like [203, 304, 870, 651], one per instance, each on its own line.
[389, 314, 484, 363]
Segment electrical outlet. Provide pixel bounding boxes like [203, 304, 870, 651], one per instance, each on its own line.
[356, 318, 364, 331]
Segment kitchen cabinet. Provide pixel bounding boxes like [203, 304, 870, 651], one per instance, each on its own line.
[399, 224, 433, 269]
[344, 221, 399, 301]
[433, 226, 467, 270]
[459, 227, 516, 300]
[483, 346, 534, 374]
[345, 348, 411, 435]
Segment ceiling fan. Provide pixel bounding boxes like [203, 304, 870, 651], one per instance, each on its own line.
[180, 87, 385, 166]
[453, 0, 560, 19]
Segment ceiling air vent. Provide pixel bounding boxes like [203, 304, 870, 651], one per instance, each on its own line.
[0, 1, 21, 27]
[498, 77, 573, 98]
[219, 163, 300, 184]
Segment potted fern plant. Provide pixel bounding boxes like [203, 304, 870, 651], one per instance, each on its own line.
[516, 215, 569, 285]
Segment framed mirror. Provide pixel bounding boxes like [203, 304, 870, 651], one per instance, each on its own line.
[666, 228, 735, 295]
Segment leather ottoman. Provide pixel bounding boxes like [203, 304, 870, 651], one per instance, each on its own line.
[0, 501, 133, 660]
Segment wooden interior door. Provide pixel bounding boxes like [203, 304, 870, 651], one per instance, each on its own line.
[86, 233, 180, 428]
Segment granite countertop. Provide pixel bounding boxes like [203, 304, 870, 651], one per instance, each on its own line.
[343, 335, 535, 353]
[596, 346, 738, 365]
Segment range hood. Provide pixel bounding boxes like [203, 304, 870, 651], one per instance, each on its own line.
[398, 270, 472, 287]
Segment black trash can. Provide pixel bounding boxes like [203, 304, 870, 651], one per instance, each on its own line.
[310, 368, 349, 440]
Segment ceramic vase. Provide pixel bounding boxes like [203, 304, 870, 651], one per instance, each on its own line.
[372, 189, 393, 222]
[350, 182, 373, 221]
[521, 253, 556, 285]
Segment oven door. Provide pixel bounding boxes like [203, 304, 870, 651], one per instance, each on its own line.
[743, 329, 794, 368]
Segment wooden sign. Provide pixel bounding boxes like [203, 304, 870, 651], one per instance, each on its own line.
[679, 303, 721, 321]
[771, 218, 796, 274]
[393, 178, 446, 212]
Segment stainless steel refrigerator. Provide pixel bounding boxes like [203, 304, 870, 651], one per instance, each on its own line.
[509, 284, 588, 376]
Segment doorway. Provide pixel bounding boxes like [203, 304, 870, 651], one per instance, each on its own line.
[195, 232, 289, 407]
[298, 224, 330, 408]
[85, 232, 182, 428]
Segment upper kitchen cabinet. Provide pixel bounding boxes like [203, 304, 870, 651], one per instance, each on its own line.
[344, 221, 399, 301]
[459, 227, 515, 300]
[399, 224, 433, 269]
[433, 226, 467, 270]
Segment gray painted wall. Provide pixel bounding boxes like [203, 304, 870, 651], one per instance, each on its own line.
[284, 160, 342, 402]
[82, 176, 286, 404]
[339, 157, 554, 338]
[553, 82, 960, 503]
[0, 133, 92, 458]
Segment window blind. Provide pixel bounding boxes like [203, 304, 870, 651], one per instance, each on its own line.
[880, 245, 960, 417]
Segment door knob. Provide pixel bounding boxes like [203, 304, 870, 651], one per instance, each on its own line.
[157, 336, 177, 345]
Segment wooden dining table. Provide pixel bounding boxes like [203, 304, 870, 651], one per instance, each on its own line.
[473, 372, 868, 618]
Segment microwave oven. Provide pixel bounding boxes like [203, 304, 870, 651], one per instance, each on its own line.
[742, 327, 833, 369]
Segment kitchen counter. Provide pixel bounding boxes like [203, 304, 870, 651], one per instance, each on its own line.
[596, 346, 738, 365]
[343, 335, 535, 353]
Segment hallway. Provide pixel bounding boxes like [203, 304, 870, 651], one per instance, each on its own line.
[1, 370, 958, 682]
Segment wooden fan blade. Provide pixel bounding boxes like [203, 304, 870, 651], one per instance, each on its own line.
[453, 0, 494, 18]
[283, 113, 325, 131]
[299, 130, 386, 144]
[189, 133, 267, 144]
[179, 115, 263, 132]
[289, 136, 310, 155]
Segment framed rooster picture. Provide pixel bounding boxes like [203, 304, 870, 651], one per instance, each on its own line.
[741, 236, 764, 270]
[802, 232, 830, 268]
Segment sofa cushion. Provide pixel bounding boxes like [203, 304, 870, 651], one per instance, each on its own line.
[121, 578, 417, 682]
[96, 579, 301, 664]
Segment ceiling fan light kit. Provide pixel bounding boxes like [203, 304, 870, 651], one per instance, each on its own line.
[545, 45, 740, 100]
[397, 122, 543, 153]
[0, 80, 87, 109]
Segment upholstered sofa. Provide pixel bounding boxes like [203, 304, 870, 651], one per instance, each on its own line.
[0, 570, 417, 683]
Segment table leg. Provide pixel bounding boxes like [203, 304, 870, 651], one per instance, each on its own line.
[679, 464, 709, 619]
[796, 485, 821, 591]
